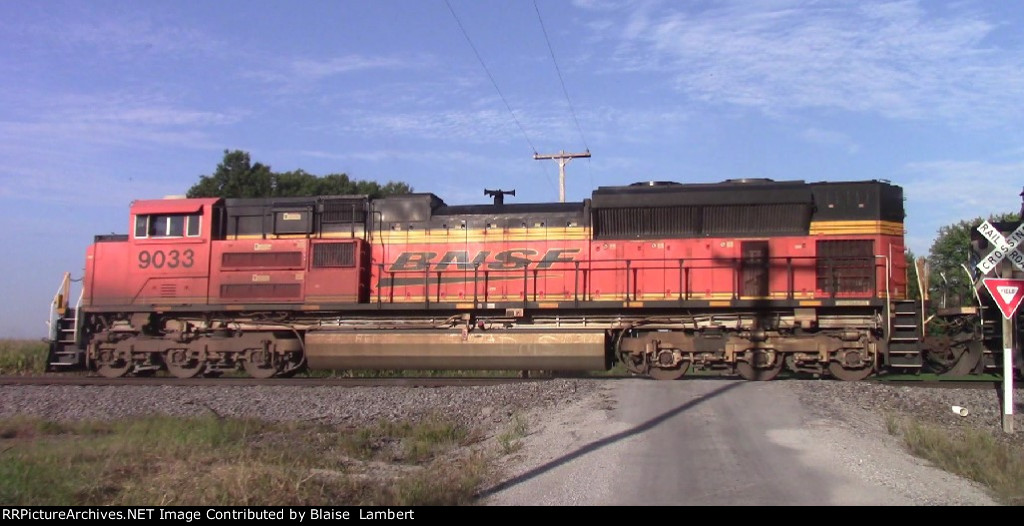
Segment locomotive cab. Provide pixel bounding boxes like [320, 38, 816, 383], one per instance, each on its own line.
[84, 197, 219, 309]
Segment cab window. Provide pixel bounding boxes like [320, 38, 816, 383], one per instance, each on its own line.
[135, 213, 202, 239]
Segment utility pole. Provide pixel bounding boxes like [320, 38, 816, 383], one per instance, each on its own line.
[533, 150, 591, 202]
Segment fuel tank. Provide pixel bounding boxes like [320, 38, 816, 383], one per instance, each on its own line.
[305, 329, 608, 371]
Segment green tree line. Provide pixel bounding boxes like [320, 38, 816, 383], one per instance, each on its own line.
[908, 211, 1020, 307]
[186, 150, 412, 199]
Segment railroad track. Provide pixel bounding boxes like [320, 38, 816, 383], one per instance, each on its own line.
[0, 374, 1011, 389]
[0, 375, 544, 388]
[870, 375, 1004, 390]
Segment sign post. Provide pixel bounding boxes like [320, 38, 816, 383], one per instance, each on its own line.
[981, 279, 1023, 433]
[976, 219, 1024, 434]
[1005, 317, 1014, 434]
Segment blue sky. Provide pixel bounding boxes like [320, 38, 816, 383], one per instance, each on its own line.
[2, 0, 1023, 338]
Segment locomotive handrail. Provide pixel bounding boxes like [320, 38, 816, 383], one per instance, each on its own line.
[46, 272, 71, 341]
[875, 254, 891, 338]
[73, 287, 83, 346]
[373, 254, 886, 305]
[962, 262, 986, 329]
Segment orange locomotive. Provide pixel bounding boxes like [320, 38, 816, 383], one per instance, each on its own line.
[47, 178, 916, 380]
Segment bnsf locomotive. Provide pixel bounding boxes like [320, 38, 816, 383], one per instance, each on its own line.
[45, 178, 998, 381]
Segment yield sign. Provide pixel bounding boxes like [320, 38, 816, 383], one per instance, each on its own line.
[983, 278, 1024, 319]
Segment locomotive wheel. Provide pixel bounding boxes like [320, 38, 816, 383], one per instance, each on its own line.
[736, 350, 783, 381]
[243, 349, 279, 379]
[164, 350, 205, 379]
[648, 362, 690, 381]
[95, 349, 131, 378]
[828, 361, 874, 382]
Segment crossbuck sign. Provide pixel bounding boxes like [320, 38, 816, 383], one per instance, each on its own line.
[976, 220, 1024, 275]
[976, 219, 1024, 433]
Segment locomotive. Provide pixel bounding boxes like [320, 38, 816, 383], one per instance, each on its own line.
[42, 177, 1012, 380]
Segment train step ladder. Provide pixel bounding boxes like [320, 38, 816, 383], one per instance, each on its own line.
[888, 300, 923, 369]
[45, 273, 85, 370]
[978, 304, 1002, 370]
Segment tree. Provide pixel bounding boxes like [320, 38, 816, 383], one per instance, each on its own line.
[926, 212, 1019, 308]
[187, 150, 273, 198]
[187, 150, 413, 199]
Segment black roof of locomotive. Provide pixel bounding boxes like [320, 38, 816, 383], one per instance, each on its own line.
[592, 178, 904, 223]
[203, 177, 903, 237]
[371, 192, 587, 228]
[592, 178, 812, 208]
[435, 202, 583, 216]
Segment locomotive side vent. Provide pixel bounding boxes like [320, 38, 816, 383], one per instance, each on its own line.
[222, 251, 303, 269]
[816, 240, 874, 294]
[593, 203, 810, 239]
[313, 242, 355, 268]
[702, 204, 809, 235]
[220, 284, 301, 299]
[594, 206, 700, 238]
[322, 200, 366, 224]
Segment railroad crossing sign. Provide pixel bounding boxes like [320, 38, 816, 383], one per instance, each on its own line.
[976, 220, 1024, 275]
[982, 278, 1024, 319]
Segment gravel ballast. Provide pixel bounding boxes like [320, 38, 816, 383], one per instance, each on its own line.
[0, 379, 597, 430]
[793, 379, 1024, 449]
[3, 378, 1021, 445]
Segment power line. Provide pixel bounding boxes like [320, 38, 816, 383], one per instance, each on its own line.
[445, 0, 538, 155]
[533, 0, 589, 152]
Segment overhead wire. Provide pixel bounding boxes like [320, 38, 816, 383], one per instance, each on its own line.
[533, 0, 589, 153]
[445, 0, 538, 156]
[444, 0, 556, 194]
[532, 0, 593, 195]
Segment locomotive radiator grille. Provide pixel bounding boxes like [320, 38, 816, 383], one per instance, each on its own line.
[222, 251, 303, 269]
[816, 240, 874, 294]
[220, 283, 302, 299]
[313, 242, 355, 268]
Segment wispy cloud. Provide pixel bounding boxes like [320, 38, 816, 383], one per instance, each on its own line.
[335, 107, 526, 143]
[325, 99, 690, 152]
[587, 1, 1024, 127]
[292, 55, 421, 80]
[900, 159, 1024, 252]
[0, 164, 180, 208]
[291, 147, 561, 204]
[0, 91, 239, 151]
[297, 148, 492, 165]
[902, 160, 1023, 214]
[2, 8, 223, 62]
[246, 53, 433, 93]
[571, 0, 632, 11]
[799, 127, 860, 154]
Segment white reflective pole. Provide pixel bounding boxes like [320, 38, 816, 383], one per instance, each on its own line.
[1004, 316, 1015, 434]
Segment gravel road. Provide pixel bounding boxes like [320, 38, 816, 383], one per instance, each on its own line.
[483, 378, 1020, 506]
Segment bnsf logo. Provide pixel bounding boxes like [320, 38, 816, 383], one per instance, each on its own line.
[389, 249, 580, 272]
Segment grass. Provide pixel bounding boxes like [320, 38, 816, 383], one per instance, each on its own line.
[0, 340, 49, 375]
[331, 416, 474, 464]
[886, 414, 1024, 505]
[496, 413, 529, 455]
[0, 414, 487, 506]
